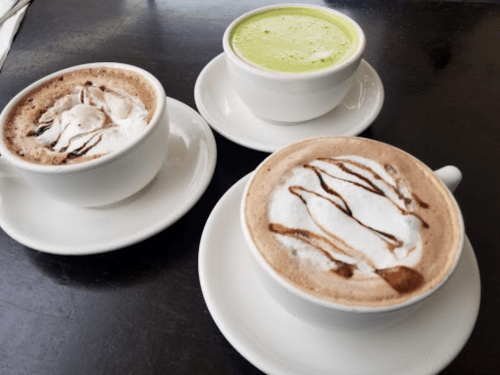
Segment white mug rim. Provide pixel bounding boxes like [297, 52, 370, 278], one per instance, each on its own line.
[223, 3, 366, 81]
[0, 62, 166, 175]
[241, 136, 465, 314]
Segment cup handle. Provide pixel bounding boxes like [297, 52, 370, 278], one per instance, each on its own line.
[433, 165, 462, 193]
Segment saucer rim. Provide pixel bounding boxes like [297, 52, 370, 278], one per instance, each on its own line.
[0, 97, 217, 255]
[194, 53, 385, 152]
[199, 174, 481, 375]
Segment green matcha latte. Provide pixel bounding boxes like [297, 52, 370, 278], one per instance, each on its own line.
[229, 7, 360, 74]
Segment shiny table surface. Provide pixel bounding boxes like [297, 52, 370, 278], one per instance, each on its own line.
[0, 0, 498, 374]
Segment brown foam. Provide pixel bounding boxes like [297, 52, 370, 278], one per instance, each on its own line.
[3, 67, 158, 165]
[244, 136, 462, 307]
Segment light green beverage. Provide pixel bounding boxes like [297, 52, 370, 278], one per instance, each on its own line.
[229, 7, 360, 74]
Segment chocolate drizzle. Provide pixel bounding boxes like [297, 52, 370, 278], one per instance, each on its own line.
[27, 122, 52, 137]
[269, 157, 429, 294]
[289, 184, 403, 251]
[375, 266, 424, 294]
[316, 159, 385, 196]
[315, 159, 429, 226]
[62, 133, 104, 163]
[27, 85, 114, 162]
[269, 223, 358, 279]
[412, 192, 430, 209]
[332, 263, 355, 279]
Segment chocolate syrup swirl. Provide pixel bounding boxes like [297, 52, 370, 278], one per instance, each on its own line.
[28, 85, 116, 161]
[27, 122, 52, 137]
[292, 175, 404, 251]
[375, 266, 424, 294]
[314, 158, 429, 227]
[269, 223, 358, 278]
[269, 157, 428, 294]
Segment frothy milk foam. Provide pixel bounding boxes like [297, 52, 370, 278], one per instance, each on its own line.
[229, 7, 359, 74]
[4, 67, 157, 165]
[244, 137, 462, 307]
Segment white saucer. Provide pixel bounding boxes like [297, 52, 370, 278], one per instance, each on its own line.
[0, 97, 217, 255]
[194, 53, 384, 152]
[199, 175, 481, 375]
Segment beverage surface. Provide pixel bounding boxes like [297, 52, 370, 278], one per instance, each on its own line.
[244, 137, 462, 307]
[3, 67, 157, 165]
[229, 7, 359, 73]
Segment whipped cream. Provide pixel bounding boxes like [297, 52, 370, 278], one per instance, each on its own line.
[32, 85, 149, 158]
[268, 156, 424, 275]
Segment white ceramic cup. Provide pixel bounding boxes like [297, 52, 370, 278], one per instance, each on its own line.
[223, 3, 366, 123]
[241, 143, 464, 330]
[0, 62, 169, 207]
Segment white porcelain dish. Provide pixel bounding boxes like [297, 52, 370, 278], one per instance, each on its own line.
[199, 174, 480, 375]
[195, 53, 384, 152]
[0, 97, 217, 255]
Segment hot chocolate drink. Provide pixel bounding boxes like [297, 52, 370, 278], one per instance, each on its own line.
[3, 67, 157, 165]
[243, 137, 462, 307]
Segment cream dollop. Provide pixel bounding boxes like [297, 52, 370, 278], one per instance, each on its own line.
[34, 85, 149, 157]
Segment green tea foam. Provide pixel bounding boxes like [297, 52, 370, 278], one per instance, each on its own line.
[229, 7, 359, 73]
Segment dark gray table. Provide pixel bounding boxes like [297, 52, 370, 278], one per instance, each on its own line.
[0, 1, 498, 374]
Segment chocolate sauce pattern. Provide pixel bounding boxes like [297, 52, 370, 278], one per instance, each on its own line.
[27, 85, 116, 162]
[27, 85, 137, 164]
[316, 159, 429, 228]
[269, 157, 429, 294]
